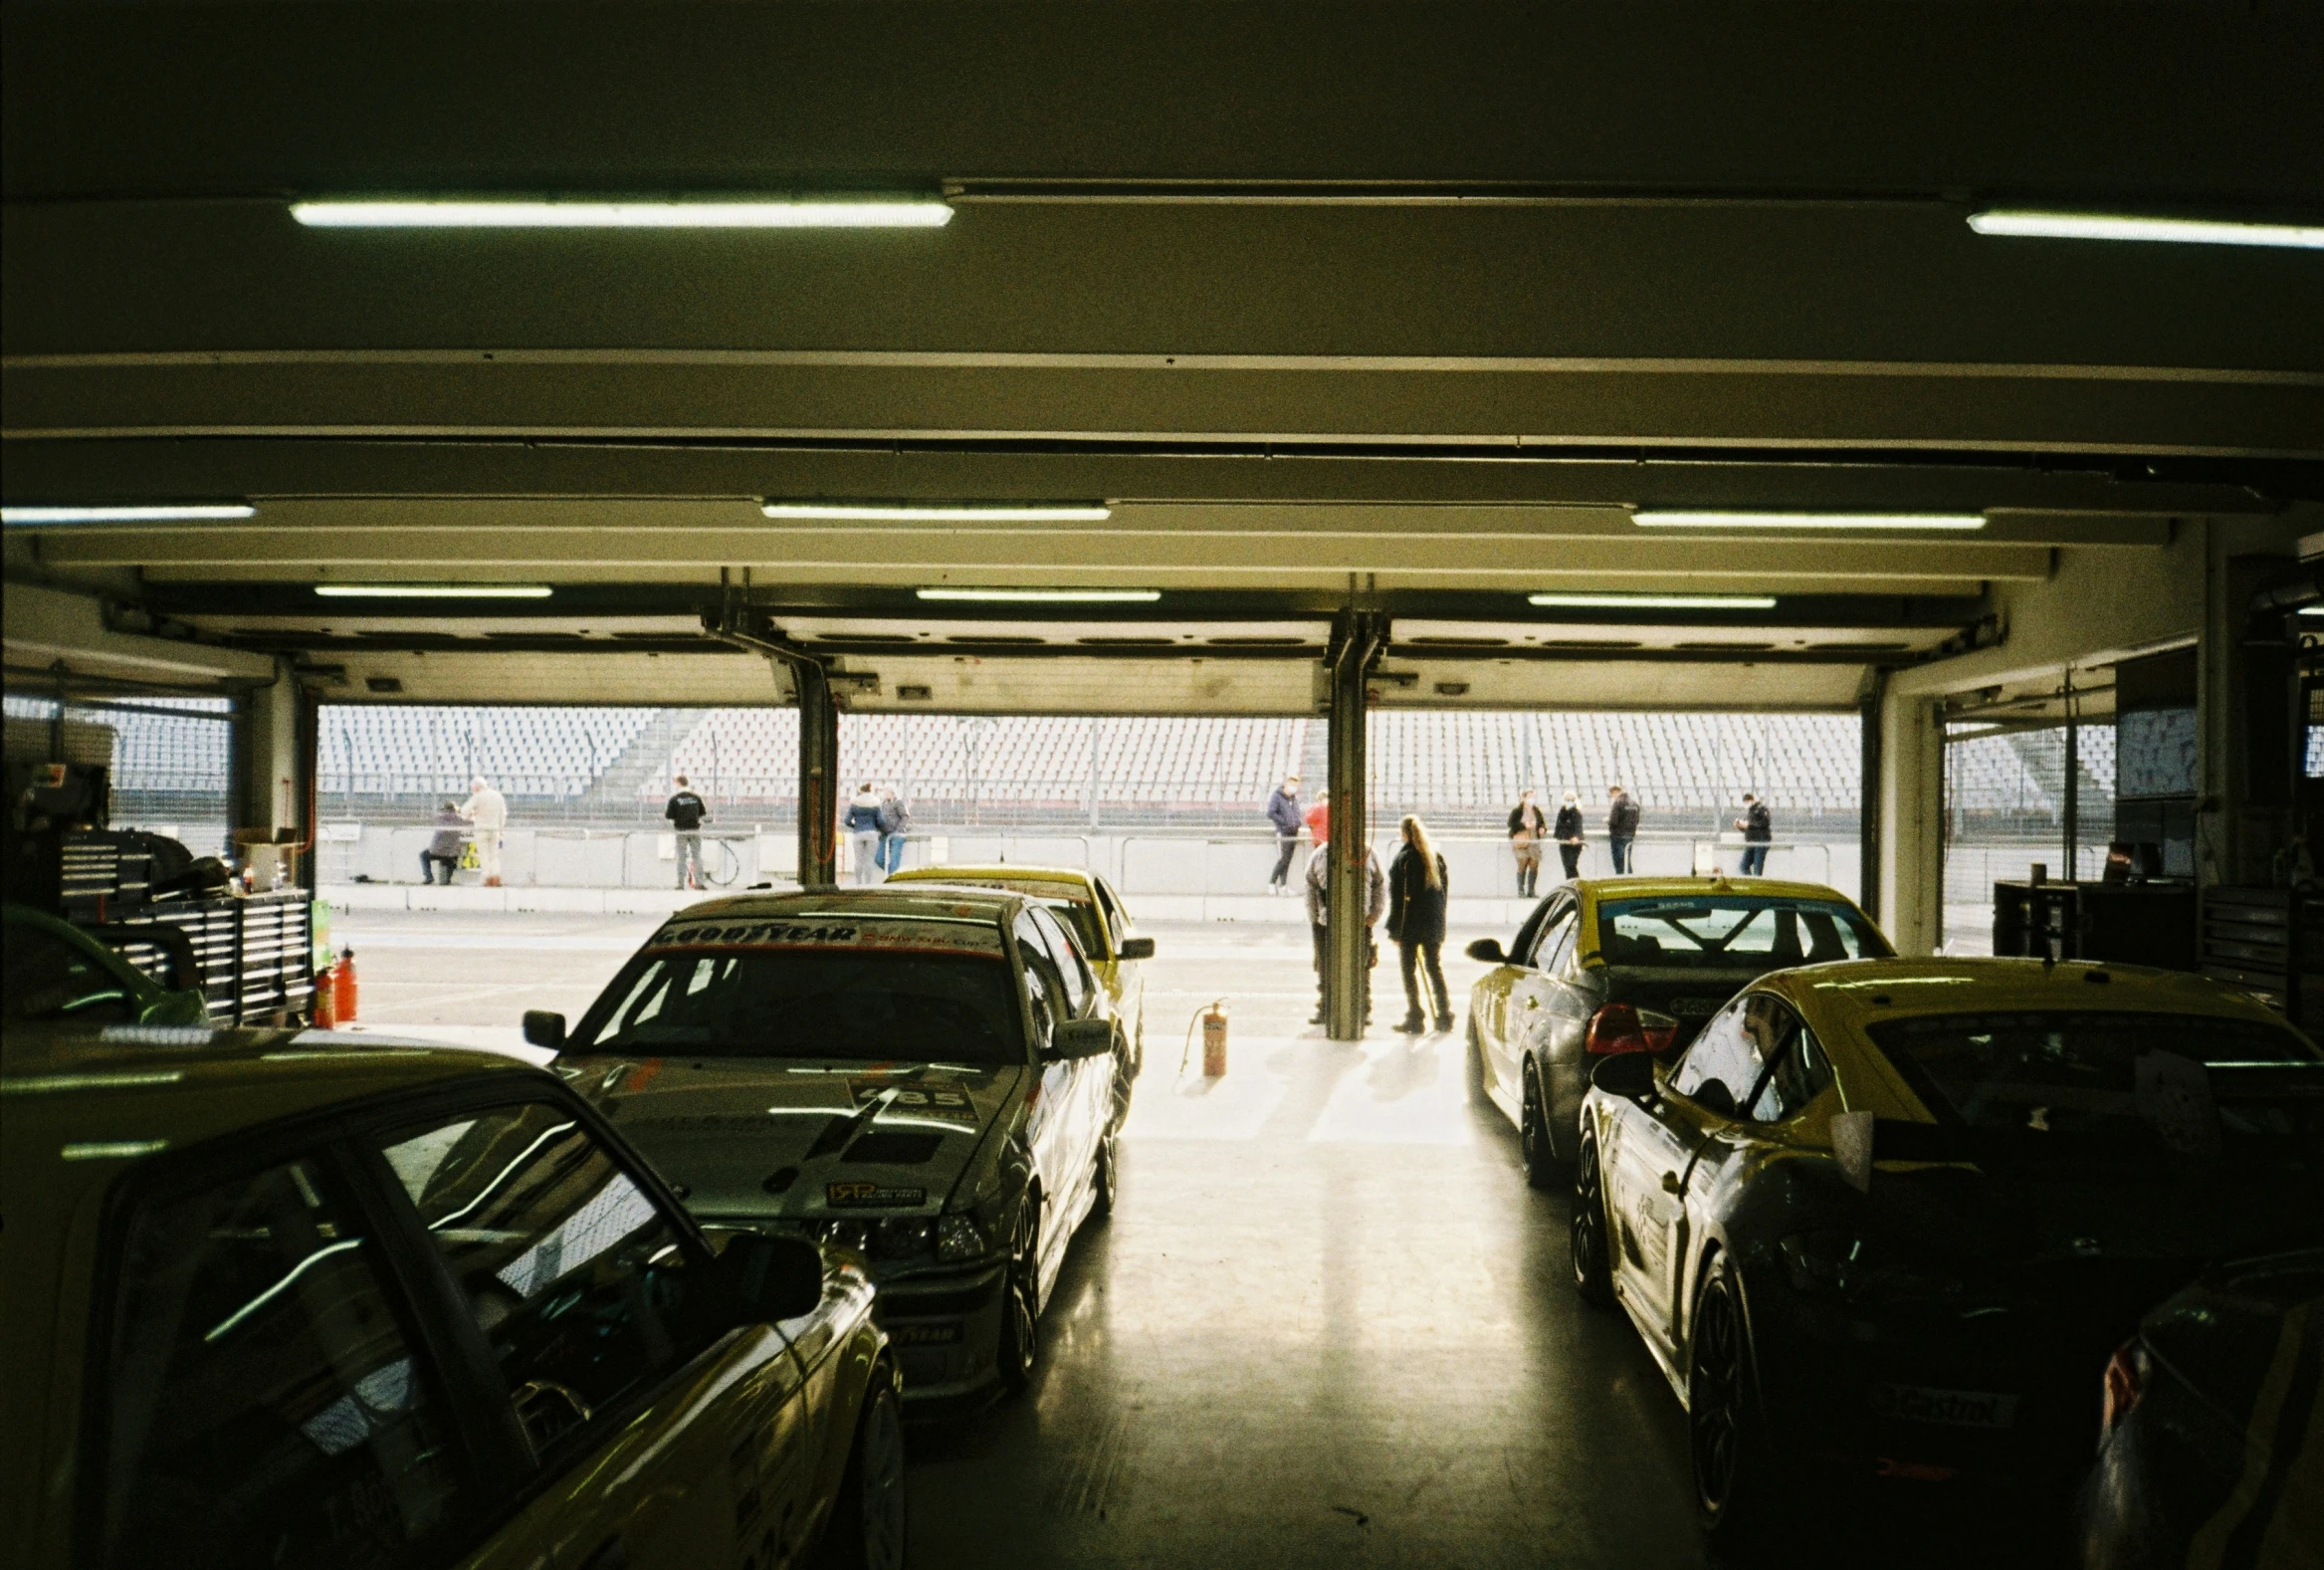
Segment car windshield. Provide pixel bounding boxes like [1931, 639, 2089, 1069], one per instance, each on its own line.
[1594, 896, 1887, 971]
[1868, 1010, 2324, 1173]
[566, 949, 1023, 1063]
[917, 878, 1104, 956]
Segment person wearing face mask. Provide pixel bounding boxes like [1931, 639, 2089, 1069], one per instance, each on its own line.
[1507, 787, 1548, 898]
[1554, 790, 1585, 882]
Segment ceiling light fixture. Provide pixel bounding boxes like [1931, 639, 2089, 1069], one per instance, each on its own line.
[1529, 592, 1778, 611]
[2, 504, 256, 525]
[1967, 210, 2323, 250]
[917, 587, 1162, 603]
[1632, 511, 1986, 532]
[293, 198, 952, 229]
[764, 502, 1112, 523]
[315, 584, 553, 599]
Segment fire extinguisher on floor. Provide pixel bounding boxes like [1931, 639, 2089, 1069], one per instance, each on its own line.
[332, 947, 358, 1025]
[1179, 999, 1229, 1078]
[313, 955, 337, 1028]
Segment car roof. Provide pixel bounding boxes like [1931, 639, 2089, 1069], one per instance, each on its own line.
[1574, 875, 1860, 905]
[669, 886, 1022, 922]
[1765, 956, 2303, 1034]
[1, 1025, 541, 1197]
[887, 864, 1096, 893]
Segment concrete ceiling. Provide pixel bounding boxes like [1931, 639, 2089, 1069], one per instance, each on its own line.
[4, 2, 2319, 711]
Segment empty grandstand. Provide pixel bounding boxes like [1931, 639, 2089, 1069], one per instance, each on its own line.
[4, 694, 234, 853]
[1941, 720, 2120, 954]
[315, 705, 1864, 835]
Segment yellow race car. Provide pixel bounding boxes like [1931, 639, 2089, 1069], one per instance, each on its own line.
[0, 1021, 904, 1570]
[883, 863, 1154, 1078]
[1463, 875, 1889, 1185]
[1575, 957, 2324, 1546]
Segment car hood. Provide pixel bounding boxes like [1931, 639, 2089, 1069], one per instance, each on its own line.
[562, 1053, 1025, 1220]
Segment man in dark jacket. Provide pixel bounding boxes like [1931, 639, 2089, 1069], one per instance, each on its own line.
[1606, 785, 1640, 874]
[1553, 791, 1585, 881]
[666, 775, 709, 889]
[1265, 774, 1304, 892]
[1735, 791, 1773, 876]
[422, 800, 465, 884]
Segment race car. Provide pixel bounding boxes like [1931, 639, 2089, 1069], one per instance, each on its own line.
[1, 1019, 902, 1570]
[883, 862, 1153, 1076]
[1571, 957, 2324, 1547]
[1463, 875, 1889, 1185]
[533, 887, 1124, 1406]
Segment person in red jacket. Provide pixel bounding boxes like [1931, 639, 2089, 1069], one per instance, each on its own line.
[1304, 790, 1331, 847]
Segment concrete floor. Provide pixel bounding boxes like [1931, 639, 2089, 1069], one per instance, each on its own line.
[335, 910, 2068, 1569]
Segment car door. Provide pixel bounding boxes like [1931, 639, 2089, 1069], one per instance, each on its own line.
[364, 1096, 816, 1570]
[1502, 901, 1576, 1090]
[1013, 921, 1087, 1291]
[1092, 877, 1145, 1059]
[1609, 995, 1768, 1360]
[1029, 904, 1126, 1134]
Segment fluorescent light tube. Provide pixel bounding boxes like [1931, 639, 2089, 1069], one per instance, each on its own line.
[315, 584, 553, 599]
[764, 502, 1112, 523]
[1632, 511, 1986, 532]
[293, 199, 952, 229]
[2299, 605, 2324, 618]
[2, 504, 255, 525]
[917, 588, 1162, 603]
[1968, 210, 2323, 250]
[1529, 592, 1778, 611]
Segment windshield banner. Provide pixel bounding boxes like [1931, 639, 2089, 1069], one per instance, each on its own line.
[645, 916, 1005, 958]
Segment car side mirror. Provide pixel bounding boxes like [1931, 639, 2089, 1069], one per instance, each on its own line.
[1116, 936, 1156, 961]
[523, 1009, 566, 1050]
[1589, 1050, 1656, 1102]
[1043, 1017, 1117, 1063]
[1465, 938, 1508, 964]
[712, 1232, 826, 1323]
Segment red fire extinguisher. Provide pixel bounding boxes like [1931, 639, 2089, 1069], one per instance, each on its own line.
[332, 947, 358, 1024]
[1180, 999, 1229, 1078]
[313, 956, 337, 1028]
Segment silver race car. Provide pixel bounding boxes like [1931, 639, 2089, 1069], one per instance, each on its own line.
[529, 886, 1125, 1406]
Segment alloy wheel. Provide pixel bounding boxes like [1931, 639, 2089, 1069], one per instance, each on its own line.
[857, 1384, 908, 1570]
[1689, 1275, 1744, 1517]
[1521, 1062, 1558, 1190]
[997, 1203, 1041, 1393]
[1571, 1140, 1613, 1305]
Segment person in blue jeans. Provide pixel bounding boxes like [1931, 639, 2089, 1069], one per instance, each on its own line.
[844, 785, 886, 885]
[1606, 785, 1640, 874]
[1736, 792, 1773, 876]
[1265, 774, 1305, 892]
[876, 785, 912, 875]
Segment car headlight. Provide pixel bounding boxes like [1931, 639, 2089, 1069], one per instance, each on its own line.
[873, 1217, 933, 1260]
[936, 1214, 986, 1263]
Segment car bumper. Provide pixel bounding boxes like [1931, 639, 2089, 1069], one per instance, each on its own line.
[869, 1261, 1010, 1404]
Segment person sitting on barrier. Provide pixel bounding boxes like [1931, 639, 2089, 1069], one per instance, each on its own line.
[843, 784, 886, 885]
[422, 799, 464, 884]
[1507, 787, 1547, 898]
[1387, 814, 1453, 1034]
[1554, 790, 1585, 882]
[666, 774, 709, 890]
[1736, 791, 1773, 876]
[1305, 835, 1384, 1028]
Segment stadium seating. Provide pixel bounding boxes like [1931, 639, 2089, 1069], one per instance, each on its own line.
[317, 706, 656, 799]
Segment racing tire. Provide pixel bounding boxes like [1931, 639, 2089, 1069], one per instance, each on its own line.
[1089, 1123, 1119, 1223]
[1571, 1136, 1615, 1308]
[995, 1202, 1041, 1396]
[1520, 1059, 1563, 1190]
[1463, 1018, 1487, 1105]
[1688, 1251, 1784, 1554]
[815, 1370, 907, 1570]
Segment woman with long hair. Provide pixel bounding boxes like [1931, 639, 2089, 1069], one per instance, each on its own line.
[1385, 814, 1453, 1034]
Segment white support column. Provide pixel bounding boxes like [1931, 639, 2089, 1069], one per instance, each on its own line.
[237, 659, 303, 834]
[1875, 689, 1945, 956]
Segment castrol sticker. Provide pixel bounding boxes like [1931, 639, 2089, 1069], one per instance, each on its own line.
[646, 915, 1004, 957]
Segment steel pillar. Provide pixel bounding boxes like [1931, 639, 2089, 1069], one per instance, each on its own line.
[795, 658, 839, 887]
[1325, 609, 1387, 1040]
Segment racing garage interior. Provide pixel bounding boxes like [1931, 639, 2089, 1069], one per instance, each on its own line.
[4, 6, 2321, 1570]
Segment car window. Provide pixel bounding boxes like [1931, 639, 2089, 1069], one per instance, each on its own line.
[96, 1154, 468, 1570]
[1742, 997, 1833, 1120]
[1507, 899, 1554, 967]
[1521, 906, 1574, 969]
[3, 922, 137, 1023]
[1670, 999, 1764, 1117]
[1092, 879, 1128, 949]
[1544, 919, 1581, 979]
[1017, 941, 1063, 1053]
[1027, 906, 1094, 1014]
[565, 947, 1022, 1064]
[375, 1103, 714, 1457]
[1595, 896, 1887, 971]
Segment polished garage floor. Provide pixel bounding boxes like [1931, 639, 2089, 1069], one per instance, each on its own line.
[342, 910, 2064, 1569]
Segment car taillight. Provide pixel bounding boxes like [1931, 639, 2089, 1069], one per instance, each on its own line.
[2100, 1339, 2148, 1443]
[1586, 1004, 1680, 1056]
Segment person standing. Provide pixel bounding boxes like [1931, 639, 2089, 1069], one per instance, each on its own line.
[843, 784, 886, 885]
[1304, 789, 1331, 848]
[1606, 784, 1640, 875]
[1554, 791, 1585, 882]
[666, 774, 709, 889]
[1265, 774, 1305, 892]
[877, 785, 912, 876]
[1736, 791, 1773, 876]
[1386, 815, 1453, 1033]
[1305, 837, 1385, 1027]
[422, 799, 464, 884]
[1507, 787, 1548, 898]
[459, 776, 509, 887]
